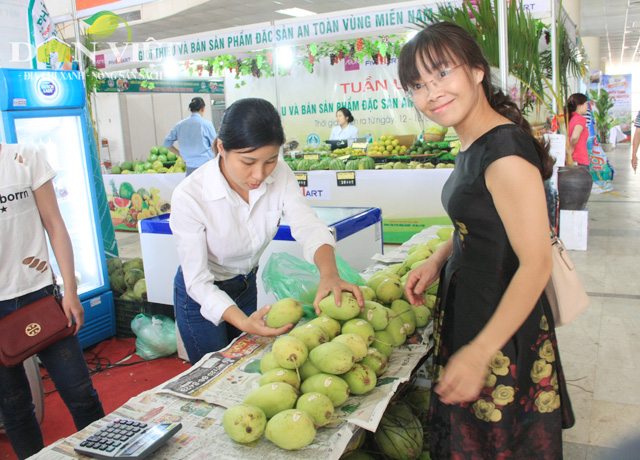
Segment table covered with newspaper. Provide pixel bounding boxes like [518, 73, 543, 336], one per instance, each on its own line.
[29, 227, 449, 460]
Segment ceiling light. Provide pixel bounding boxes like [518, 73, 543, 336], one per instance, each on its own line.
[275, 8, 316, 18]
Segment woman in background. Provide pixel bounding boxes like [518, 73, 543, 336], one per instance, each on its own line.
[330, 107, 359, 140]
[565, 93, 590, 167]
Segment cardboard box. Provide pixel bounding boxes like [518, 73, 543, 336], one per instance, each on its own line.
[394, 134, 417, 148]
[559, 209, 589, 250]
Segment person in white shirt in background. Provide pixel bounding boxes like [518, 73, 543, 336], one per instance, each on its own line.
[330, 107, 360, 140]
[170, 98, 364, 364]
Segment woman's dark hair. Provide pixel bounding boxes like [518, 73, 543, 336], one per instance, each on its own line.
[218, 98, 285, 152]
[398, 21, 554, 180]
[188, 97, 206, 112]
[337, 107, 354, 124]
[565, 93, 588, 119]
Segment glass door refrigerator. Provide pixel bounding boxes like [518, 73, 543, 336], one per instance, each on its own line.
[0, 68, 115, 348]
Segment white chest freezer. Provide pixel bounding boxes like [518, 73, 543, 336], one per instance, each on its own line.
[139, 206, 383, 307]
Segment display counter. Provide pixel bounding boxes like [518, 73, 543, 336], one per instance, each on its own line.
[104, 168, 452, 242]
[138, 207, 383, 307]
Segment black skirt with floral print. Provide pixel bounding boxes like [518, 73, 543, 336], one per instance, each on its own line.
[428, 125, 575, 459]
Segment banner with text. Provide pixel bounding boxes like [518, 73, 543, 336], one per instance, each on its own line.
[96, 78, 224, 93]
[95, 0, 550, 70]
[602, 74, 633, 139]
[225, 57, 426, 145]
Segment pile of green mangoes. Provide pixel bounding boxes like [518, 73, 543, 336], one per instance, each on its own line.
[222, 227, 455, 454]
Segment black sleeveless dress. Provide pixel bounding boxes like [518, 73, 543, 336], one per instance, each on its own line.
[428, 124, 575, 459]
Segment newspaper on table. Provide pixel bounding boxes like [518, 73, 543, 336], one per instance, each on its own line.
[30, 325, 432, 460]
[157, 323, 433, 434]
[364, 225, 453, 277]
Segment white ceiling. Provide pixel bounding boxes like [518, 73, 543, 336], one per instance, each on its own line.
[50, 0, 640, 69]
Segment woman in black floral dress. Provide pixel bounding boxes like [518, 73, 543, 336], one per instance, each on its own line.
[399, 22, 574, 459]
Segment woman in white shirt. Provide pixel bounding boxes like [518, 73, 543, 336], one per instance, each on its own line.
[330, 107, 360, 140]
[170, 98, 364, 363]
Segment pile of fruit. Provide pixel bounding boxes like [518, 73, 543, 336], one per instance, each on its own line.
[285, 156, 376, 171]
[366, 135, 409, 156]
[375, 160, 454, 170]
[107, 256, 146, 302]
[108, 181, 170, 228]
[221, 227, 454, 456]
[109, 146, 186, 174]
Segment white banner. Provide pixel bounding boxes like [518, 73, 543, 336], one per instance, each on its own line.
[226, 56, 425, 144]
[94, 0, 551, 71]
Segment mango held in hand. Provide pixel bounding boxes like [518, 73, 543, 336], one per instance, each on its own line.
[243, 382, 299, 419]
[318, 292, 360, 321]
[272, 336, 308, 369]
[309, 342, 355, 374]
[266, 298, 303, 328]
[265, 409, 316, 450]
[222, 404, 266, 443]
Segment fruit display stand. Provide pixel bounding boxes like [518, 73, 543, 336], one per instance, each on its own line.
[137, 207, 384, 307]
[103, 172, 185, 231]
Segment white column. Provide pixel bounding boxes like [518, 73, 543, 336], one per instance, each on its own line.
[582, 36, 601, 72]
[562, 0, 581, 28]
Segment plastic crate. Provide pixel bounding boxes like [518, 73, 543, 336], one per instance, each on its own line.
[114, 298, 175, 338]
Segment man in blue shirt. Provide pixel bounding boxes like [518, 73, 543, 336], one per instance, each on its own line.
[164, 97, 216, 175]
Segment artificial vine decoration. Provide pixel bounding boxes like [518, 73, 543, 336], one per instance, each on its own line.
[180, 36, 407, 86]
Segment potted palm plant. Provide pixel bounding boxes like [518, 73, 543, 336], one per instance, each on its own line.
[589, 88, 618, 152]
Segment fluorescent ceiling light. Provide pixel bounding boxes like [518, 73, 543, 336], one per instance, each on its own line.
[275, 7, 316, 18]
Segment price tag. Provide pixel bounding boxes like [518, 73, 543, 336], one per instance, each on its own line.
[337, 154, 351, 160]
[351, 142, 368, 150]
[336, 171, 356, 187]
[303, 154, 319, 160]
[295, 172, 308, 187]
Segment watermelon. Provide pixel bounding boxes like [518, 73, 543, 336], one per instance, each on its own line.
[296, 159, 311, 171]
[374, 403, 423, 460]
[360, 156, 376, 170]
[345, 159, 360, 171]
[329, 159, 346, 170]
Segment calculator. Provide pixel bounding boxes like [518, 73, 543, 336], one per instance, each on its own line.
[74, 418, 182, 460]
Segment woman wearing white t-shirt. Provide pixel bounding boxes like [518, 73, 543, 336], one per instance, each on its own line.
[0, 143, 104, 459]
[170, 98, 364, 364]
[330, 107, 360, 140]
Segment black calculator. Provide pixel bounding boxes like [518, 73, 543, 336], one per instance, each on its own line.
[74, 418, 182, 459]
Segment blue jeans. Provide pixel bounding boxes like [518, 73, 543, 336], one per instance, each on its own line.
[0, 286, 104, 460]
[174, 267, 257, 364]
